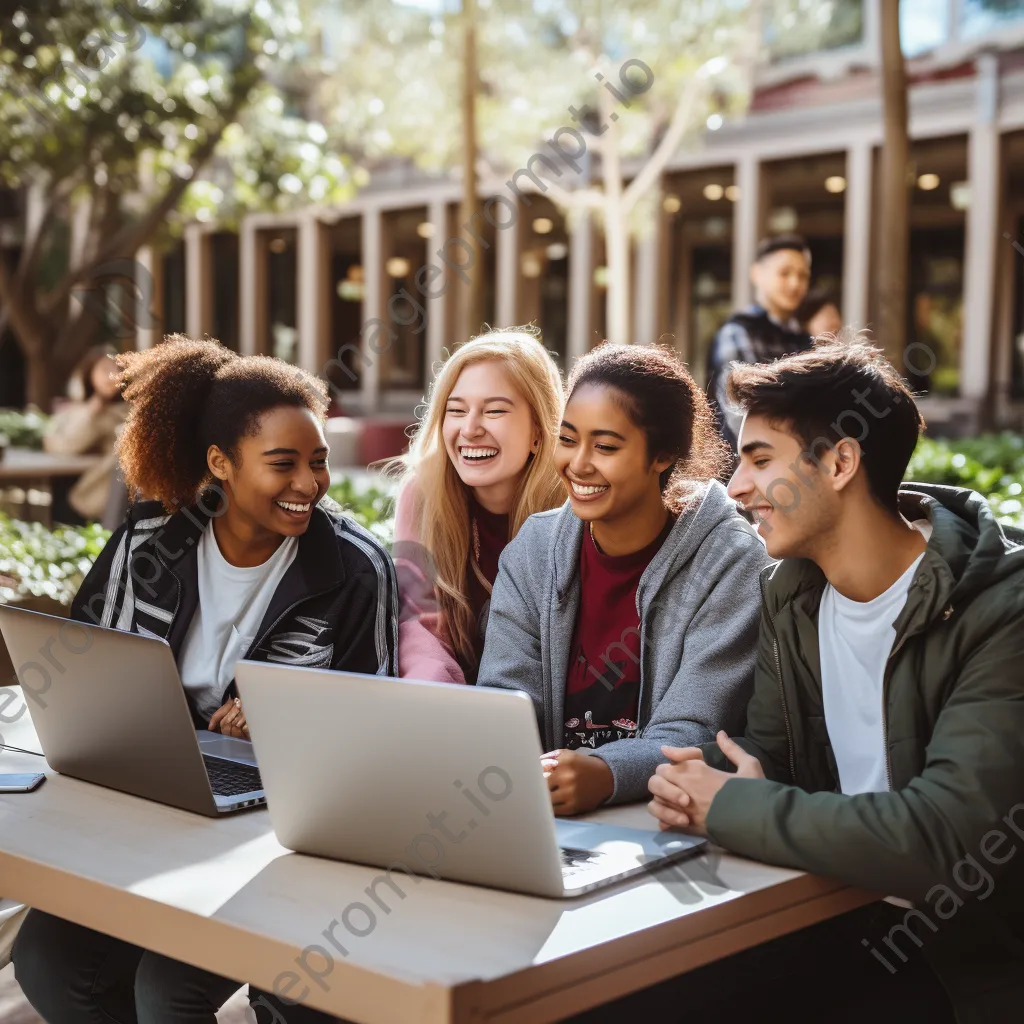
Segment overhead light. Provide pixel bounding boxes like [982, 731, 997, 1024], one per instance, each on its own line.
[824, 175, 847, 194]
[662, 194, 682, 213]
[950, 180, 971, 210]
[917, 173, 940, 191]
[705, 217, 728, 238]
[416, 221, 435, 239]
[521, 253, 543, 277]
[268, 237, 288, 254]
[725, 184, 740, 202]
[706, 113, 723, 131]
[385, 257, 411, 277]
[532, 217, 554, 234]
[702, 183, 724, 201]
[545, 242, 568, 260]
[768, 206, 798, 232]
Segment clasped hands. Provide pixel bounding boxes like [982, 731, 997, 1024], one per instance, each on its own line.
[647, 730, 764, 836]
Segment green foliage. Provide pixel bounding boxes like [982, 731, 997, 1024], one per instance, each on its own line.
[0, 0, 353, 250]
[316, 0, 754, 176]
[906, 434, 1024, 527]
[327, 476, 396, 549]
[0, 408, 50, 449]
[0, 513, 111, 606]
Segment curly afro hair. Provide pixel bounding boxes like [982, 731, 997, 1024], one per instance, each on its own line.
[115, 335, 329, 510]
[566, 342, 731, 511]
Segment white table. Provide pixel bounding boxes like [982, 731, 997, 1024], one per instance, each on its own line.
[0, 691, 876, 1023]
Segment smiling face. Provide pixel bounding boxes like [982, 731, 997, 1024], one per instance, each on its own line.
[727, 412, 842, 559]
[751, 248, 811, 321]
[209, 405, 331, 543]
[442, 359, 539, 512]
[555, 383, 672, 525]
[90, 355, 120, 401]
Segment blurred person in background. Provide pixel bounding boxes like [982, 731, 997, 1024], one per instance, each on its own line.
[706, 235, 813, 450]
[43, 345, 128, 521]
[798, 289, 843, 340]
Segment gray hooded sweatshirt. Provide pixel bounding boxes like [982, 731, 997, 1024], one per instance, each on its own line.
[478, 480, 774, 803]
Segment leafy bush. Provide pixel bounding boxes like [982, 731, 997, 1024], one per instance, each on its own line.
[327, 476, 396, 549]
[0, 514, 111, 606]
[906, 434, 1024, 528]
[0, 408, 50, 450]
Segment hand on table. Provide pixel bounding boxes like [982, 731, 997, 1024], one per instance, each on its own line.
[541, 748, 614, 816]
[208, 697, 249, 738]
[647, 731, 764, 836]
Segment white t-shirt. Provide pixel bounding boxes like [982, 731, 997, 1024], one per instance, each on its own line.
[178, 527, 298, 720]
[818, 521, 933, 795]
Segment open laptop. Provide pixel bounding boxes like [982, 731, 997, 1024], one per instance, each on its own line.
[236, 662, 707, 898]
[0, 605, 264, 816]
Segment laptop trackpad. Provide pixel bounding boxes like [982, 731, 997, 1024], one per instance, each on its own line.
[196, 730, 258, 766]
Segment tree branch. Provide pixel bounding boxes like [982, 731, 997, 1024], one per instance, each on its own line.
[40, 90, 247, 318]
[622, 75, 706, 215]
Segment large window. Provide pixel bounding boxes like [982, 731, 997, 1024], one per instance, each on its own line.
[663, 166, 737, 379]
[902, 0, 1024, 56]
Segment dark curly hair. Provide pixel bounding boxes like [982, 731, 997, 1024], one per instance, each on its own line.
[115, 335, 329, 510]
[566, 342, 731, 512]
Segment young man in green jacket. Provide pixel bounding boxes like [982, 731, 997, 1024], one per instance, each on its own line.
[647, 338, 1024, 1024]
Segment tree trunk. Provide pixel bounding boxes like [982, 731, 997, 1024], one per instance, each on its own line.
[24, 352, 55, 411]
[458, 0, 486, 339]
[877, 0, 910, 370]
[600, 82, 630, 345]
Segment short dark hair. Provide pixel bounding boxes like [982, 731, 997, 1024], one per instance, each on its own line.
[755, 234, 811, 263]
[566, 342, 730, 512]
[726, 331, 925, 514]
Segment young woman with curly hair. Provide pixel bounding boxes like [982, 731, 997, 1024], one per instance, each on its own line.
[13, 336, 395, 1024]
[391, 327, 564, 684]
[478, 342, 773, 816]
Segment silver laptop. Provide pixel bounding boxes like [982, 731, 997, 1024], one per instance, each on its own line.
[236, 662, 706, 898]
[0, 605, 264, 816]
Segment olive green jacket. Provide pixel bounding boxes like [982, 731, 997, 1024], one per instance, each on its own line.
[703, 483, 1024, 1024]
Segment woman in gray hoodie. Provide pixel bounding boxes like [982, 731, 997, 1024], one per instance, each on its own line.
[478, 343, 773, 814]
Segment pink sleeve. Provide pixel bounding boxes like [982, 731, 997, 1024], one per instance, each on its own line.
[393, 481, 468, 686]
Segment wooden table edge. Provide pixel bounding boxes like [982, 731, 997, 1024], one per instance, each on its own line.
[450, 876, 880, 1024]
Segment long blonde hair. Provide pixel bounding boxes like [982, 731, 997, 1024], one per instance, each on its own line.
[397, 327, 564, 669]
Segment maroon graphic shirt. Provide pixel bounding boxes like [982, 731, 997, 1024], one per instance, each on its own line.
[563, 518, 673, 750]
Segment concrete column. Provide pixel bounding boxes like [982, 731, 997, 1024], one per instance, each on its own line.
[961, 54, 1000, 402]
[495, 197, 520, 327]
[425, 198, 448, 371]
[184, 224, 211, 339]
[731, 155, 761, 309]
[239, 219, 262, 356]
[361, 206, 384, 412]
[296, 214, 327, 374]
[134, 246, 162, 350]
[842, 140, 873, 331]
[633, 198, 662, 345]
[568, 209, 594, 360]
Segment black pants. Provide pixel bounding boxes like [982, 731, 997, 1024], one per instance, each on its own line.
[564, 902, 956, 1024]
[11, 910, 337, 1024]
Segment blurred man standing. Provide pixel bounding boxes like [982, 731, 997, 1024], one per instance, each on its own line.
[706, 234, 813, 450]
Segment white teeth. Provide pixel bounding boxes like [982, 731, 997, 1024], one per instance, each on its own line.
[460, 447, 498, 460]
[277, 501, 311, 513]
[570, 481, 609, 497]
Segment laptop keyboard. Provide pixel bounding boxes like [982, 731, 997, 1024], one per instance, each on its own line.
[203, 755, 263, 797]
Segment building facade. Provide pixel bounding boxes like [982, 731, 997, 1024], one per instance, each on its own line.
[12, 0, 1024, 434]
